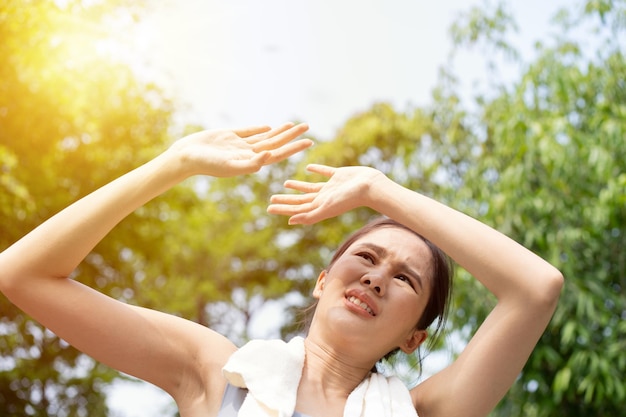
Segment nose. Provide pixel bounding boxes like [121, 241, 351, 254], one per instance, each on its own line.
[360, 273, 385, 296]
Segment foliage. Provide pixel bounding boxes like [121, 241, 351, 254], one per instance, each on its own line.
[445, 1, 626, 415]
[0, 3, 320, 415]
[1, 0, 624, 416]
[0, 1, 171, 415]
[285, 1, 626, 415]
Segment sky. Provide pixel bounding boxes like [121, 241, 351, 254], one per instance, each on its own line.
[103, 1, 570, 415]
[126, 0, 571, 140]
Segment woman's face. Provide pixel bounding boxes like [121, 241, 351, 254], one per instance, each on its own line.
[310, 226, 433, 361]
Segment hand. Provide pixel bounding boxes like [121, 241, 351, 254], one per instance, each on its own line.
[268, 164, 387, 224]
[168, 122, 312, 178]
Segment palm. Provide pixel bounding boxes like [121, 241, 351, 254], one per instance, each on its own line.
[268, 164, 386, 224]
[169, 123, 311, 178]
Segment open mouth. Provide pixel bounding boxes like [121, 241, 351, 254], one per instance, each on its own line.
[347, 295, 375, 316]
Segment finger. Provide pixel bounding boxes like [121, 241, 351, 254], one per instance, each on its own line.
[262, 139, 313, 165]
[246, 122, 296, 144]
[232, 125, 272, 138]
[269, 193, 316, 205]
[267, 202, 315, 216]
[306, 164, 336, 178]
[283, 180, 325, 193]
[287, 213, 311, 225]
[288, 209, 328, 225]
[224, 151, 271, 175]
[252, 123, 310, 150]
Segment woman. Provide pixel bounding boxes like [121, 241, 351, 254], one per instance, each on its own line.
[0, 122, 563, 417]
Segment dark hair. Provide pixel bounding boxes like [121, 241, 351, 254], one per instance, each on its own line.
[306, 216, 454, 371]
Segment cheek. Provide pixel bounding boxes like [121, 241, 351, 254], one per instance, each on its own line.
[390, 289, 427, 325]
[327, 261, 364, 284]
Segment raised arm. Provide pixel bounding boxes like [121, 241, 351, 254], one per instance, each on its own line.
[268, 163, 563, 417]
[0, 123, 311, 407]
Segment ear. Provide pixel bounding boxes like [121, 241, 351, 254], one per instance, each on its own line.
[312, 270, 327, 299]
[399, 329, 428, 354]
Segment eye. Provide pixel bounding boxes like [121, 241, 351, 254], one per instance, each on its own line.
[357, 252, 375, 263]
[395, 274, 415, 289]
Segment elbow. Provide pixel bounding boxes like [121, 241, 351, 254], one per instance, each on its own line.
[0, 276, 15, 299]
[0, 253, 24, 298]
[535, 267, 564, 310]
[0, 258, 10, 295]
[0, 270, 16, 298]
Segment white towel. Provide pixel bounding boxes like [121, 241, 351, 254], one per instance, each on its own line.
[222, 337, 418, 417]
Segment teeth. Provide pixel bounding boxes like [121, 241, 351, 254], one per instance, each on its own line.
[348, 296, 374, 316]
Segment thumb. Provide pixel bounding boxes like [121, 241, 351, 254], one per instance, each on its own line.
[226, 151, 271, 174]
[245, 151, 272, 172]
[254, 150, 272, 165]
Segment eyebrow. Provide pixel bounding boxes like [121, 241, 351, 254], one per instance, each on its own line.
[356, 242, 425, 290]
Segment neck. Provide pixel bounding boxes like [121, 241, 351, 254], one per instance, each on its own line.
[299, 336, 374, 398]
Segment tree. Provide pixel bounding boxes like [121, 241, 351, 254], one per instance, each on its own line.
[282, 1, 626, 415]
[0, 3, 323, 415]
[0, 1, 175, 415]
[2, 1, 624, 416]
[444, 1, 626, 415]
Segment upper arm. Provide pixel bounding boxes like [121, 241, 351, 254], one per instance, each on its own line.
[5, 277, 236, 402]
[411, 295, 560, 417]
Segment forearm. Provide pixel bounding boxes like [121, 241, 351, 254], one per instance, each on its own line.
[0, 151, 185, 291]
[368, 177, 563, 305]
[0, 123, 310, 401]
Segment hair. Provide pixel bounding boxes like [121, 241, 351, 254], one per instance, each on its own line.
[303, 216, 454, 372]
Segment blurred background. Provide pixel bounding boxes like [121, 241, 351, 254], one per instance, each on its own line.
[1, 0, 624, 416]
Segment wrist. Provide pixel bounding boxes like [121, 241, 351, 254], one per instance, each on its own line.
[364, 172, 394, 211]
[156, 147, 198, 181]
